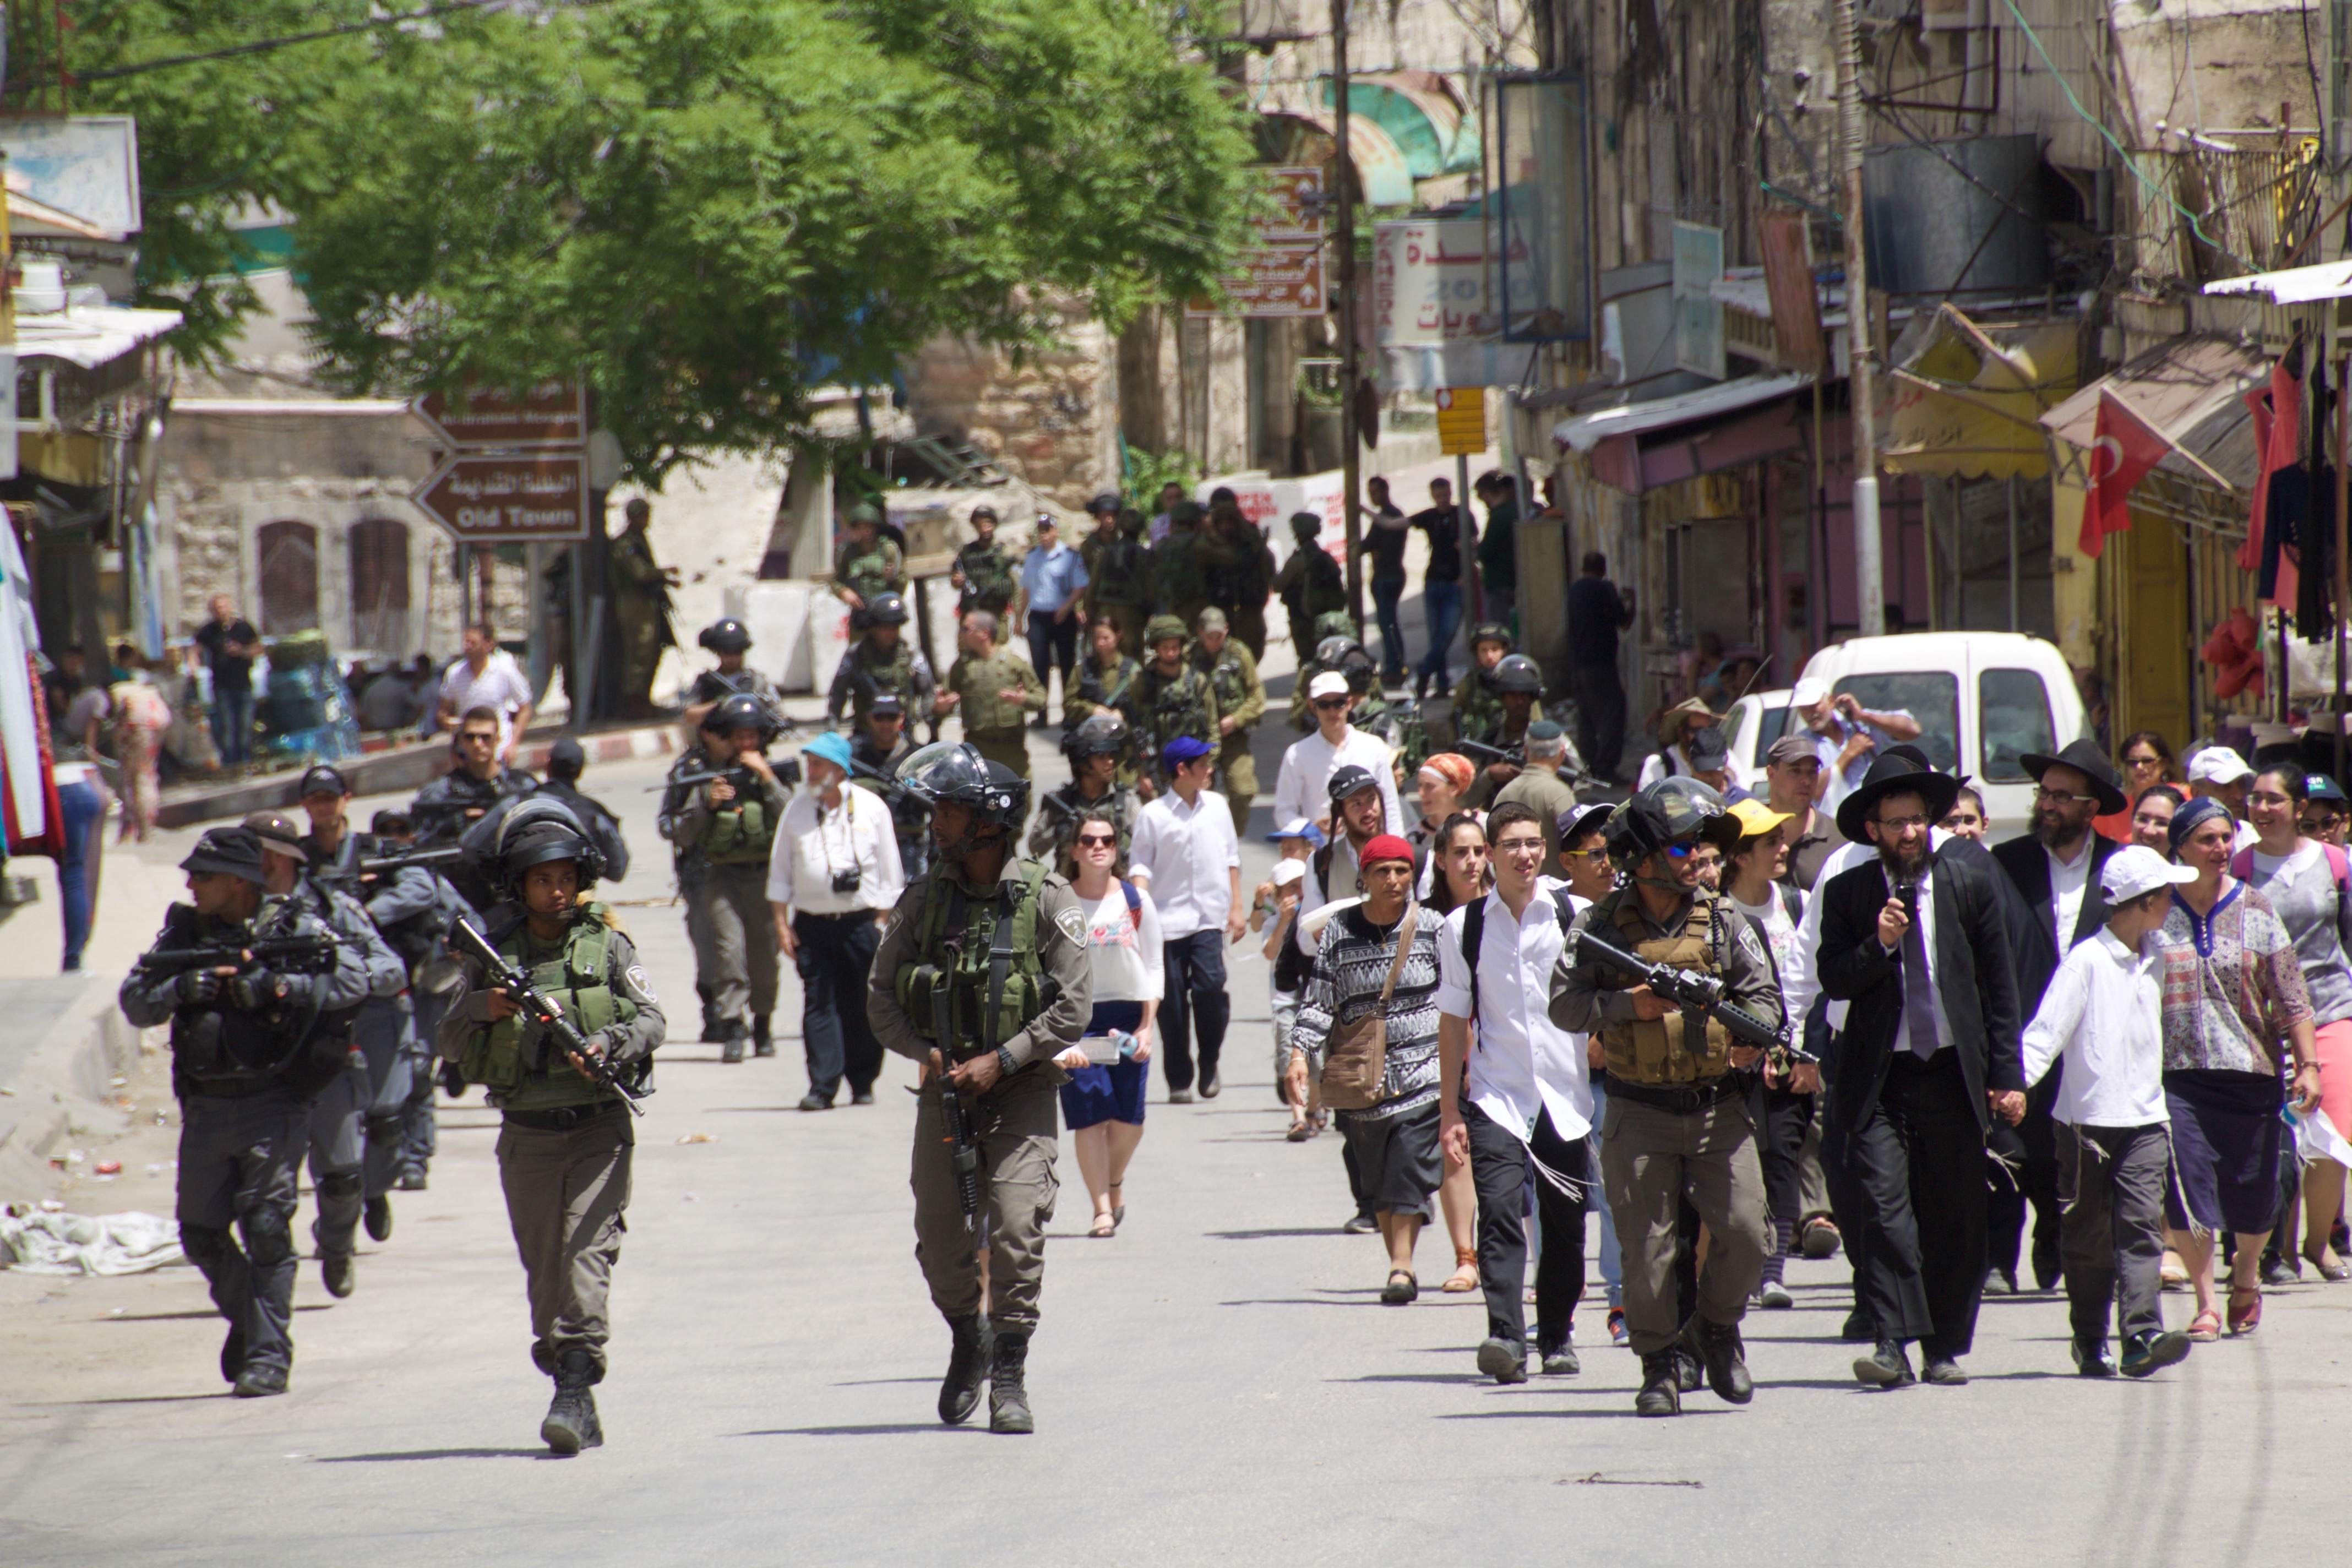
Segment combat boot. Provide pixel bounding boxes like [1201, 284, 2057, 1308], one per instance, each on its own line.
[1696, 1318, 1754, 1404]
[720, 1022, 747, 1065]
[542, 1349, 605, 1454]
[938, 1313, 992, 1425]
[752, 1016, 775, 1058]
[1634, 1352, 1681, 1417]
[988, 1330, 1035, 1434]
[363, 1195, 394, 1243]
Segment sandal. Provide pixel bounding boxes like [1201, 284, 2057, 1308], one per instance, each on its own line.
[1380, 1268, 1418, 1305]
[1285, 1120, 1311, 1142]
[1108, 1182, 1125, 1227]
[2227, 1285, 2262, 1336]
[2185, 1308, 2222, 1342]
[1089, 1213, 1117, 1238]
[1441, 1246, 1480, 1293]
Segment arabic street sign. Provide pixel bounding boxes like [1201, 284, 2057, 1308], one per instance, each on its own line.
[410, 379, 586, 449]
[413, 453, 590, 541]
[1185, 242, 1327, 319]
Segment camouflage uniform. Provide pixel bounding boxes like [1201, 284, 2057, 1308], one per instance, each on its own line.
[948, 644, 1047, 778]
[611, 526, 676, 706]
[827, 635, 936, 727]
[1190, 629, 1266, 837]
[1135, 660, 1219, 781]
[835, 536, 905, 605]
[952, 538, 1016, 617]
[1080, 527, 1155, 657]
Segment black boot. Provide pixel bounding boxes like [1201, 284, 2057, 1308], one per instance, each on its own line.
[1635, 1352, 1681, 1417]
[989, 1330, 1035, 1434]
[542, 1348, 605, 1454]
[720, 1022, 747, 1065]
[219, 1322, 247, 1385]
[1696, 1319, 1754, 1404]
[752, 1016, 774, 1058]
[363, 1195, 393, 1243]
[321, 1251, 356, 1299]
[938, 1314, 992, 1426]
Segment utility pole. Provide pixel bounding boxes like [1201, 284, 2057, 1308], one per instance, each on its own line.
[1836, 0, 1884, 637]
[1332, 0, 1364, 629]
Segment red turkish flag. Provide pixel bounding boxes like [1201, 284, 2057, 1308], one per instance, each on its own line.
[2081, 389, 2170, 558]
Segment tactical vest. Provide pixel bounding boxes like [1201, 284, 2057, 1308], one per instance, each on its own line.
[458, 907, 639, 1105]
[1142, 666, 1214, 748]
[893, 862, 1056, 1063]
[852, 639, 918, 713]
[164, 900, 344, 1098]
[1075, 657, 1138, 717]
[698, 793, 775, 865]
[1155, 533, 1206, 610]
[959, 543, 1014, 607]
[1591, 890, 1736, 1085]
[1095, 538, 1148, 605]
[1195, 646, 1251, 718]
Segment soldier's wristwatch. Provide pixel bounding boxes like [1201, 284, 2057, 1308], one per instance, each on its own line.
[995, 1046, 1016, 1079]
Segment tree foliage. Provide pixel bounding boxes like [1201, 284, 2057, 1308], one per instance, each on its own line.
[64, 1, 1259, 480]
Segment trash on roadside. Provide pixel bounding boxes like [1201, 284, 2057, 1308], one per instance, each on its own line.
[0, 1210, 184, 1275]
[676, 1132, 718, 1145]
[94, 1160, 122, 1176]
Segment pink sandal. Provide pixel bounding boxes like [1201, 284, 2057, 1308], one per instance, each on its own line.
[2185, 1307, 2222, 1342]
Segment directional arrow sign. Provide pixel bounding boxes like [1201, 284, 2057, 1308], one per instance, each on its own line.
[413, 453, 591, 541]
[410, 379, 586, 449]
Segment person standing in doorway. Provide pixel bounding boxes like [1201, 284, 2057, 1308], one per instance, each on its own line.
[192, 594, 261, 769]
[1016, 514, 1088, 728]
[1126, 736, 1243, 1102]
[1565, 553, 1635, 786]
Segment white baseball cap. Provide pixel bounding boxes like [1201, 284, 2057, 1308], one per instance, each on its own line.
[2185, 747, 2255, 785]
[1271, 859, 1306, 888]
[1308, 671, 1352, 700]
[1790, 677, 1829, 707]
[2101, 843, 2197, 903]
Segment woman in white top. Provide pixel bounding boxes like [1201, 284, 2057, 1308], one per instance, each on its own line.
[1051, 807, 1164, 1237]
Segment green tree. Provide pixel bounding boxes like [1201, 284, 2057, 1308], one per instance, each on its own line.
[289, 0, 1254, 479]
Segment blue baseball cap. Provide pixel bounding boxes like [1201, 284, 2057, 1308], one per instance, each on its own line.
[1266, 816, 1327, 847]
[1162, 735, 1215, 768]
[802, 731, 853, 771]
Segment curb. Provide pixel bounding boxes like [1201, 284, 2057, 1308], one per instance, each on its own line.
[0, 976, 143, 1206]
[154, 721, 687, 831]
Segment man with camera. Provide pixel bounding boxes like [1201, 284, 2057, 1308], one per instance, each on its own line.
[663, 694, 790, 1063]
[118, 826, 375, 1397]
[770, 730, 904, 1111]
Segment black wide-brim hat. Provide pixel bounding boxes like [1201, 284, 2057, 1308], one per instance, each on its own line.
[1835, 753, 1963, 842]
[2018, 737, 2127, 816]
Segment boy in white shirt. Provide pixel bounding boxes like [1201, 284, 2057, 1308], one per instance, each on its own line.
[2019, 845, 2195, 1379]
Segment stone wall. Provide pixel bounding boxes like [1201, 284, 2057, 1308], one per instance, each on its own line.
[900, 291, 1121, 509]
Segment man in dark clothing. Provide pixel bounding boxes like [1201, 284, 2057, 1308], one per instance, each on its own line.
[539, 737, 633, 881]
[1475, 473, 1519, 628]
[1358, 477, 1411, 684]
[1409, 477, 1473, 700]
[1565, 552, 1635, 785]
[193, 594, 262, 766]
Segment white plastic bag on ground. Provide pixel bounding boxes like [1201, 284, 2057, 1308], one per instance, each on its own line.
[0, 1210, 186, 1275]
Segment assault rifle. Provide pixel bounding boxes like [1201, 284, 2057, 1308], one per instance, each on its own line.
[314, 843, 465, 895]
[1571, 925, 1813, 1072]
[135, 931, 337, 977]
[447, 916, 646, 1117]
[848, 756, 908, 803]
[646, 755, 803, 792]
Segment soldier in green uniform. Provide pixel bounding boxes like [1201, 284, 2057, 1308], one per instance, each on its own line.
[1450, 623, 1520, 745]
[951, 505, 1016, 618]
[942, 609, 1046, 778]
[1065, 619, 1142, 728]
[866, 742, 1091, 1435]
[826, 591, 938, 730]
[664, 695, 790, 1061]
[1548, 784, 1776, 1418]
[683, 617, 789, 735]
[1080, 499, 1155, 658]
[611, 498, 679, 720]
[1135, 614, 1219, 788]
[1467, 653, 1550, 807]
[438, 805, 665, 1453]
[1028, 712, 1143, 872]
[1190, 608, 1266, 836]
[1274, 513, 1349, 647]
[851, 694, 929, 883]
[1287, 610, 1364, 732]
[1152, 500, 1225, 631]
[1206, 503, 1277, 661]
[833, 502, 906, 612]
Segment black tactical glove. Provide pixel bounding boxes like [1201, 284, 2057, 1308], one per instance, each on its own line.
[173, 970, 222, 1008]
[437, 1059, 468, 1098]
[229, 968, 314, 1011]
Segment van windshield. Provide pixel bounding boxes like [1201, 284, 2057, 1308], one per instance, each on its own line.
[1831, 674, 1959, 774]
[1979, 668, 2054, 781]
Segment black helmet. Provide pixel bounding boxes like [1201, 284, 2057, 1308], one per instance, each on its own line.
[1064, 711, 1131, 761]
[1490, 653, 1544, 695]
[899, 739, 1030, 831]
[698, 618, 752, 655]
[1314, 634, 1365, 669]
[705, 693, 776, 740]
[1605, 779, 1738, 871]
[482, 797, 606, 895]
[547, 736, 586, 781]
[1469, 623, 1515, 652]
[1326, 762, 1381, 808]
[1336, 644, 1380, 694]
[1087, 492, 1122, 517]
[863, 591, 908, 628]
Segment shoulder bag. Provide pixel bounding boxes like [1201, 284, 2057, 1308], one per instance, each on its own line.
[1320, 906, 1421, 1110]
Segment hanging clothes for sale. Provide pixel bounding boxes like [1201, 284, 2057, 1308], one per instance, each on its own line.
[2260, 462, 2305, 603]
[2243, 345, 2305, 579]
[0, 515, 63, 858]
[2299, 361, 2338, 644]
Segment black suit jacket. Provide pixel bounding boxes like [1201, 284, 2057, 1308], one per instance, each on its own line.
[1989, 831, 2119, 1016]
[1816, 835, 2024, 1133]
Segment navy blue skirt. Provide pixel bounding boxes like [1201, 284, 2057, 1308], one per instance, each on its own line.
[2163, 1069, 2284, 1234]
[1061, 1000, 1147, 1130]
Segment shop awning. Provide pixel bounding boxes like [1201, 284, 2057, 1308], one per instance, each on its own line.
[2038, 335, 2269, 493]
[1320, 71, 1481, 182]
[1881, 306, 2077, 480]
[1551, 372, 1813, 494]
[13, 303, 182, 371]
[2202, 260, 2352, 305]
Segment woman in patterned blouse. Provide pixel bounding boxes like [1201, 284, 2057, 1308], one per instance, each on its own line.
[2152, 798, 2324, 1340]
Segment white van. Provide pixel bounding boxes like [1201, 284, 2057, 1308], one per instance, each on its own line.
[1792, 633, 2089, 841]
[1724, 688, 1796, 782]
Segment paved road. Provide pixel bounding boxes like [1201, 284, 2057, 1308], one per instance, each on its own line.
[3, 746, 2348, 1566]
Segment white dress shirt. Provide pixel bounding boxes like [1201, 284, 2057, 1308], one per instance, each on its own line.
[766, 785, 904, 914]
[1436, 885, 1593, 1141]
[1274, 726, 1404, 839]
[2019, 927, 2169, 1127]
[2046, 839, 2092, 957]
[437, 650, 533, 747]
[1127, 789, 1239, 938]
